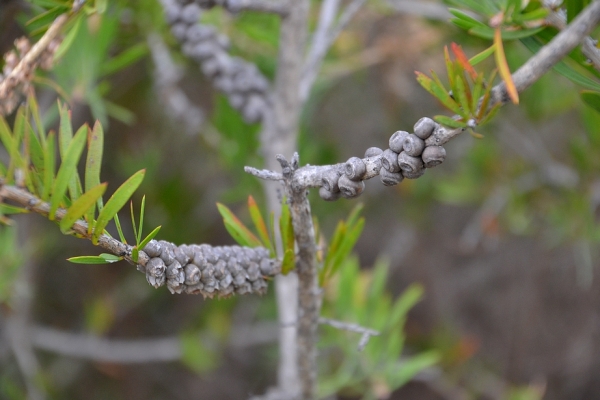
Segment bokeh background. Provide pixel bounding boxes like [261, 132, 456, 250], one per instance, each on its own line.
[1, 0, 600, 399]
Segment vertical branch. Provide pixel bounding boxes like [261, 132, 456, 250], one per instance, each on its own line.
[258, 0, 311, 398]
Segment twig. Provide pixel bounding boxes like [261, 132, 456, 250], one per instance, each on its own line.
[0, 181, 148, 266]
[248, 1, 600, 200]
[300, 0, 367, 102]
[319, 317, 380, 351]
[30, 322, 278, 363]
[545, 7, 600, 72]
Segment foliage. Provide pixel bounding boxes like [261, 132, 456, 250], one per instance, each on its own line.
[319, 257, 439, 399]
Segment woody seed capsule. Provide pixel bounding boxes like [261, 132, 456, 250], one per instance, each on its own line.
[380, 168, 404, 186]
[322, 169, 342, 192]
[381, 149, 400, 173]
[337, 175, 365, 198]
[389, 131, 409, 153]
[345, 157, 366, 181]
[398, 151, 424, 175]
[364, 147, 383, 158]
[422, 145, 446, 168]
[147, 257, 166, 278]
[402, 134, 425, 157]
[319, 186, 341, 201]
[414, 117, 436, 139]
[143, 240, 162, 258]
[185, 264, 201, 285]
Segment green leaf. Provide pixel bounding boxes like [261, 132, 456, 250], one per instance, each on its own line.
[93, 169, 146, 244]
[60, 183, 107, 234]
[281, 248, 295, 275]
[279, 200, 295, 256]
[28, 92, 46, 146]
[53, 15, 82, 61]
[454, 72, 473, 115]
[248, 195, 272, 251]
[49, 124, 87, 220]
[67, 253, 123, 264]
[430, 70, 466, 116]
[387, 351, 440, 389]
[113, 213, 127, 243]
[130, 201, 138, 245]
[566, 0, 590, 23]
[469, 44, 496, 66]
[494, 28, 519, 104]
[0, 204, 29, 214]
[99, 43, 148, 78]
[42, 131, 56, 201]
[217, 203, 262, 248]
[137, 195, 146, 244]
[469, 26, 544, 40]
[449, 8, 488, 29]
[85, 121, 104, 225]
[388, 284, 424, 328]
[434, 115, 468, 129]
[478, 102, 502, 125]
[581, 90, 600, 114]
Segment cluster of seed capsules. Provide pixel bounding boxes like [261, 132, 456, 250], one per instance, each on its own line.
[161, 0, 271, 123]
[139, 240, 279, 297]
[319, 117, 447, 201]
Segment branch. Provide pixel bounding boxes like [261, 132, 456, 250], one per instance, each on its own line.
[248, 1, 600, 201]
[319, 317, 380, 351]
[0, 182, 281, 298]
[160, 0, 273, 123]
[545, 7, 600, 72]
[30, 322, 278, 363]
[300, 0, 367, 102]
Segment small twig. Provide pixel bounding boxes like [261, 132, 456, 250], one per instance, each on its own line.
[226, 0, 288, 16]
[545, 7, 600, 72]
[300, 0, 366, 102]
[319, 317, 380, 351]
[0, 181, 148, 266]
[244, 166, 284, 181]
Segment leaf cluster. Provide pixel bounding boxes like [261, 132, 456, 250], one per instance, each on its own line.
[319, 257, 439, 399]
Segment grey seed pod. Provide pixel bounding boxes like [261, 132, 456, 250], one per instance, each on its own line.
[422, 145, 446, 168]
[337, 175, 365, 198]
[174, 248, 189, 266]
[188, 42, 216, 61]
[319, 186, 341, 201]
[164, 7, 181, 24]
[143, 240, 162, 258]
[166, 260, 182, 280]
[214, 260, 226, 279]
[147, 257, 166, 278]
[181, 3, 202, 23]
[185, 282, 204, 295]
[247, 262, 261, 281]
[201, 264, 215, 282]
[220, 274, 233, 289]
[233, 273, 246, 286]
[229, 93, 245, 109]
[389, 131, 409, 153]
[322, 169, 342, 192]
[381, 149, 400, 173]
[160, 247, 176, 265]
[216, 33, 230, 49]
[184, 264, 201, 285]
[220, 285, 234, 297]
[204, 249, 218, 263]
[236, 282, 252, 295]
[167, 283, 185, 295]
[403, 134, 425, 157]
[398, 151, 424, 175]
[414, 117, 436, 139]
[137, 264, 146, 274]
[203, 282, 216, 294]
[192, 252, 206, 268]
[364, 147, 383, 158]
[345, 157, 366, 181]
[252, 280, 266, 292]
[147, 273, 165, 288]
[201, 58, 221, 77]
[402, 168, 426, 179]
[260, 258, 274, 275]
[242, 94, 264, 123]
[380, 168, 404, 186]
[214, 76, 234, 92]
[170, 23, 188, 41]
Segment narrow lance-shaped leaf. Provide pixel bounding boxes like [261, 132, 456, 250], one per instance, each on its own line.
[58, 103, 83, 201]
[135, 225, 162, 259]
[434, 115, 468, 129]
[28, 92, 46, 146]
[451, 42, 478, 81]
[444, 46, 456, 91]
[580, 90, 600, 114]
[49, 125, 87, 220]
[280, 201, 295, 256]
[216, 203, 262, 248]
[85, 121, 103, 201]
[494, 28, 519, 104]
[469, 44, 496, 66]
[93, 169, 146, 244]
[248, 195, 273, 252]
[28, 119, 45, 179]
[0, 116, 17, 182]
[430, 70, 467, 116]
[325, 217, 365, 284]
[471, 72, 485, 117]
[60, 183, 107, 234]
[454, 72, 473, 116]
[137, 195, 146, 244]
[68, 253, 123, 265]
[113, 213, 127, 243]
[130, 201, 138, 244]
[42, 131, 55, 201]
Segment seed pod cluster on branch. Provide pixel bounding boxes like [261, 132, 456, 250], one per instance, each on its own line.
[318, 117, 447, 201]
[0, 37, 59, 116]
[160, 0, 271, 123]
[140, 239, 279, 298]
